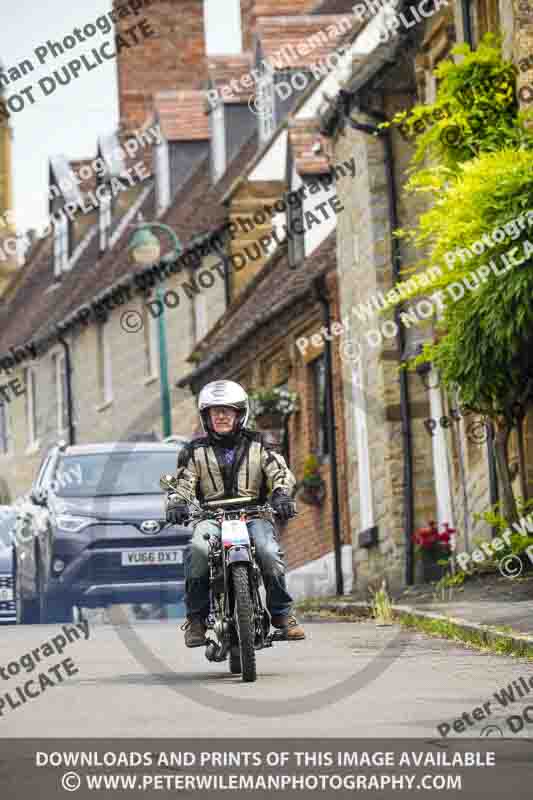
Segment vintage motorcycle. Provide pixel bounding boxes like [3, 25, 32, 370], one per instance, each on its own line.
[161, 476, 291, 683]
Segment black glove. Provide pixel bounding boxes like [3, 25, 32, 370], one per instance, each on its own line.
[270, 490, 296, 522]
[166, 496, 189, 525]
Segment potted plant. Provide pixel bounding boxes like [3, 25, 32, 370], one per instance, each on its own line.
[412, 520, 455, 583]
[296, 454, 327, 506]
[249, 387, 299, 430]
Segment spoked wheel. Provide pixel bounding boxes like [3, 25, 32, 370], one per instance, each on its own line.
[231, 563, 256, 682]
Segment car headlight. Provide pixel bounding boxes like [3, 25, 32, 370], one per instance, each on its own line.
[55, 515, 99, 533]
[52, 558, 66, 574]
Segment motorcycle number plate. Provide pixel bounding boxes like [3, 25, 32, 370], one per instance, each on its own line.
[221, 519, 250, 547]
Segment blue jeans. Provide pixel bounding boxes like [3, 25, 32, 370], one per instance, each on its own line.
[184, 518, 293, 619]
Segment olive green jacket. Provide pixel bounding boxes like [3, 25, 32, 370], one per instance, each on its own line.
[172, 430, 295, 504]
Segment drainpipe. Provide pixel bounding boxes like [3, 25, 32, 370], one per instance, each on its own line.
[460, 0, 474, 47]
[156, 285, 172, 438]
[314, 275, 344, 596]
[57, 336, 75, 446]
[344, 99, 415, 585]
[487, 424, 500, 536]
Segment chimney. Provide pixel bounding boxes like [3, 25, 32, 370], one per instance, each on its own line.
[113, 0, 209, 129]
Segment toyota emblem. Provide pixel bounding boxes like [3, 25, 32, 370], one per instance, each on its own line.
[140, 520, 161, 534]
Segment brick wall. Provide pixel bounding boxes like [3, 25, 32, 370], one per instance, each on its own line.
[114, 0, 208, 128]
[193, 273, 350, 580]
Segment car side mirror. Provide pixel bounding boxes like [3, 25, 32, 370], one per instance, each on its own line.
[30, 487, 48, 506]
[160, 474, 177, 492]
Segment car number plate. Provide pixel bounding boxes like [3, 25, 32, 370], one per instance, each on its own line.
[0, 587, 13, 601]
[121, 548, 183, 566]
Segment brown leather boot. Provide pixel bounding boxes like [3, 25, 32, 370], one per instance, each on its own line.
[181, 617, 207, 648]
[271, 614, 306, 640]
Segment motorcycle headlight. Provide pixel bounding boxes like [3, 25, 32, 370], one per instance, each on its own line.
[55, 515, 98, 533]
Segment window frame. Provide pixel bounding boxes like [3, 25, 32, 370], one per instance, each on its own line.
[0, 403, 9, 455]
[288, 186, 305, 268]
[53, 215, 69, 277]
[96, 321, 113, 406]
[310, 353, 329, 461]
[211, 100, 227, 183]
[256, 73, 276, 144]
[24, 366, 39, 451]
[52, 351, 68, 436]
[99, 191, 112, 253]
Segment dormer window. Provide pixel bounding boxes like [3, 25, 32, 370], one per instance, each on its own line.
[211, 100, 226, 182]
[288, 191, 305, 268]
[256, 74, 276, 143]
[53, 214, 69, 277]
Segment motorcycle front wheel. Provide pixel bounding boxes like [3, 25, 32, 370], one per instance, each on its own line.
[231, 563, 256, 682]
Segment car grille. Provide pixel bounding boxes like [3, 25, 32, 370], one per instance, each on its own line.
[0, 574, 15, 615]
[87, 535, 189, 550]
[79, 553, 186, 584]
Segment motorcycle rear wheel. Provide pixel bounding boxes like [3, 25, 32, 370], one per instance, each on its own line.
[231, 563, 256, 682]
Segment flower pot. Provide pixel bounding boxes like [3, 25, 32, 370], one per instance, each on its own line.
[255, 413, 285, 430]
[298, 482, 326, 506]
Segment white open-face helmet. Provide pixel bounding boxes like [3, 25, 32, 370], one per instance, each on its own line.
[198, 380, 249, 436]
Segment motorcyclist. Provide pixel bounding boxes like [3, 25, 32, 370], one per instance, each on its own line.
[165, 380, 306, 647]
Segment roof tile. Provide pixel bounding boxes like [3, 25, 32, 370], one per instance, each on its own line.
[257, 14, 353, 69]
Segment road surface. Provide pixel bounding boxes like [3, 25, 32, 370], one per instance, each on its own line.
[2, 616, 531, 739]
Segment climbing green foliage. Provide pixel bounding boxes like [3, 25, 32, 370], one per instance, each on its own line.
[381, 35, 533, 522]
[380, 34, 532, 176]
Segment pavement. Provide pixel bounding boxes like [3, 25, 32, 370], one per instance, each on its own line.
[313, 571, 533, 651]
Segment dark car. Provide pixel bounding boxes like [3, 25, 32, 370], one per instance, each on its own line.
[0, 506, 16, 624]
[15, 441, 191, 624]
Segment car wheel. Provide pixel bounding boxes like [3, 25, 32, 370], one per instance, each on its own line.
[38, 570, 73, 624]
[15, 564, 39, 625]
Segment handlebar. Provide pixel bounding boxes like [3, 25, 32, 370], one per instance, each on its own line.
[187, 502, 278, 522]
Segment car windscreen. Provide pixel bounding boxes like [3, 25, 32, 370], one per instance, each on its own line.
[52, 450, 182, 497]
[0, 509, 16, 549]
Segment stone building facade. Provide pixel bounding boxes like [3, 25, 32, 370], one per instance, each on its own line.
[317, 0, 533, 594]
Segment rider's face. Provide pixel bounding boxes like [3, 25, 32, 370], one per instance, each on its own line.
[209, 406, 238, 434]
